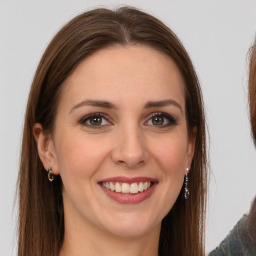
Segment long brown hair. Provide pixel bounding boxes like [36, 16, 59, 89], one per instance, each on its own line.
[18, 7, 207, 256]
[247, 41, 256, 251]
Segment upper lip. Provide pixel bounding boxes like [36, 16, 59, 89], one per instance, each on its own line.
[98, 176, 158, 184]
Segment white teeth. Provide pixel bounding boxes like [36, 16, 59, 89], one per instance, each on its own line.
[144, 181, 150, 190]
[115, 182, 121, 192]
[110, 182, 115, 191]
[138, 182, 144, 192]
[130, 183, 139, 194]
[121, 183, 130, 193]
[102, 181, 152, 194]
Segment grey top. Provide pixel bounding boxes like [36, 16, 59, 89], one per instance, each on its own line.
[209, 215, 256, 256]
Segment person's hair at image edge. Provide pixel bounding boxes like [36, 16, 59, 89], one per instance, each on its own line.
[18, 7, 207, 256]
[247, 40, 256, 250]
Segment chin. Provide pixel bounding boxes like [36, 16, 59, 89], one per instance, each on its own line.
[99, 213, 160, 238]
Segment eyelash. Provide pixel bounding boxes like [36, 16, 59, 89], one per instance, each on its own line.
[79, 113, 111, 128]
[144, 112, 177, 128]
[78, 112, 177, 129]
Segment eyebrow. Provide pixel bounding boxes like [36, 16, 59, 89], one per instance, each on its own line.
[145, 99, 183, 113]
[70, 100, 117, 113]
[70, 99, 183, 114]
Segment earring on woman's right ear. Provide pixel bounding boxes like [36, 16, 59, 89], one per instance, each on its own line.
[184, 168, 189, 199]
[47, 167, 54, 182]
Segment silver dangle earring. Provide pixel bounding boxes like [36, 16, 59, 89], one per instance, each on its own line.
[48, 167, 54, 182]
[184, 168, 189, 199]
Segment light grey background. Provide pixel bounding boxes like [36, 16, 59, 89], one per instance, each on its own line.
[1, 1, 256, 255]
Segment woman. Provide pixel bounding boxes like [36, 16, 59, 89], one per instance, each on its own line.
[209, 42, 256, 255]
[18, 7, 207, 256]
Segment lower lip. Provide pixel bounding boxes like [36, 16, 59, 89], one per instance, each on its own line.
[100, 184, 157, 204]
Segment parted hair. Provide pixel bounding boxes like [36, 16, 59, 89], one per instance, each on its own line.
[249, 42, 256, 145]
[18, 7, 207, 256]
[247, 41, 256, 252]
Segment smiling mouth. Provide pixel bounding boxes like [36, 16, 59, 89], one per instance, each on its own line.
[100, 181, 154, 194]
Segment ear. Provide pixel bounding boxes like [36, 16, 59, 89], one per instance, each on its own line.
[33, 123, 59, 175]
[186, 126, 197, 172]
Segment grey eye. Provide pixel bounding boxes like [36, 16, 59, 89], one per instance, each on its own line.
[152, 116, 165, 126]
[79, 113, 110, 128]
[89, 116, 103, 126]
[145, 112, 177, 127]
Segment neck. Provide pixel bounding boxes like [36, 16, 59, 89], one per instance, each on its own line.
[59, 206, 160, 256]
[60, 223, 160, 256]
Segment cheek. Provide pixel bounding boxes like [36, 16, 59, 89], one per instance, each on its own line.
[54, 132, 110, 180]
[149, 135, 189, 176]
[147, 135, 188, 219]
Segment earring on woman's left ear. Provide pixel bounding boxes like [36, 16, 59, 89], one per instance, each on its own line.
[184, 168, 189, 200]
[47, 167, 54, 182]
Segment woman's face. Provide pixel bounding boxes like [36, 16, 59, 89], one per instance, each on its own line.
[45, 45, 195, 238]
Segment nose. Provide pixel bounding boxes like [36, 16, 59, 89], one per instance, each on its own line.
[111, 125, 149, 169]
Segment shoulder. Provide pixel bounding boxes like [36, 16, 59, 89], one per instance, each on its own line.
[209, 215, 254, 256]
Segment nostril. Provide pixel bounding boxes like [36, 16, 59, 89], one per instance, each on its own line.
[117, 160, 127, 165]
[110, 136, 148, 168]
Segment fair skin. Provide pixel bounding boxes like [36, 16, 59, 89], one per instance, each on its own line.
[34, 45, 196, 256]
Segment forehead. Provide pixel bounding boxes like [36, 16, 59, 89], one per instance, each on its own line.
[59, 45, 186, 108]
